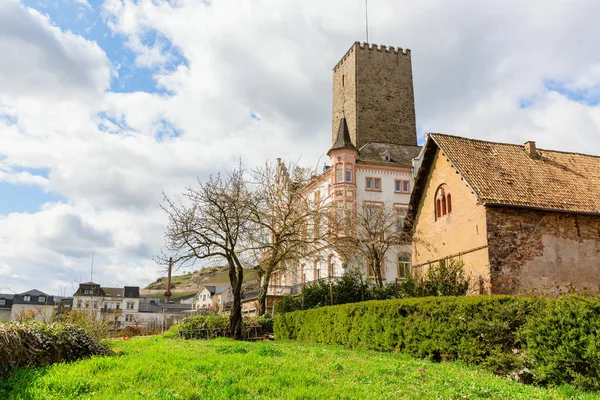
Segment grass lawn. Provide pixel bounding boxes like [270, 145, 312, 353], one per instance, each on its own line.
[1, 336, 597, 400]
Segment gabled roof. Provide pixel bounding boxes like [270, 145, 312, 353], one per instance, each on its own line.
[215, 285, 231, 295]
[328, 115, 357, 155]
[200, 285, 217, 296]
[79, 281, 100, 286]
[405, 133, 600, 232]
[19, 289, 48, 297]
[102, 287, 124, 297]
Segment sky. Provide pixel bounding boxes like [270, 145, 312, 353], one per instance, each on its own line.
[2, 0, 600, 296]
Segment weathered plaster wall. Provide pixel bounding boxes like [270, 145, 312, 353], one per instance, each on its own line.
[411, 149, 490, 292]
[486, 207, 600, 295]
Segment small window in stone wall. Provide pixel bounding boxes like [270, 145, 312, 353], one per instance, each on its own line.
[435, 185, 452, 220]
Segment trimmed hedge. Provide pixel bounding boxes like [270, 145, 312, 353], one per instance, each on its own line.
[274, 295, 600, 390]
[0, 321, 113, 378]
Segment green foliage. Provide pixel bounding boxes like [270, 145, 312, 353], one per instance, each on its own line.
[421, 259, 470, 296]
[519, 296, 600, 390]
[274, 295, 302, 314]
[177, 314, 230, 339]
[1, 337, 595, 399]
[0, 321, 113, 379]
[275, 295, 600, 390]
[57, 309, 117, 340]
[276, 261, 470, 315]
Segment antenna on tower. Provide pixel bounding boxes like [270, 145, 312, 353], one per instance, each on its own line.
[365, 0, 369, 43]
[90, 253, 94, 283]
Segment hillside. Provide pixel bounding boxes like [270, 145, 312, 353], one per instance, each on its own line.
[143, 266, 258, 294]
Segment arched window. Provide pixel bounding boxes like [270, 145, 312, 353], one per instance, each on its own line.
[435, 185, 452, 219]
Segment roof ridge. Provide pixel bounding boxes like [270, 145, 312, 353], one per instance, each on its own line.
[429, 132, 600, 158]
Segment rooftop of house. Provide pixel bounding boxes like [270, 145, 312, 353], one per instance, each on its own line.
[138, 297, 193, 313]
[407, 133, 600, 224]
[12, 290, 58, 305]
[200, 285, 231, 297]
[74, 284, 140, 298]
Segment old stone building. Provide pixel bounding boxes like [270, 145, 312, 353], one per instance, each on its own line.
[406, 133, 600, 295]
[273, 41, 421, 290]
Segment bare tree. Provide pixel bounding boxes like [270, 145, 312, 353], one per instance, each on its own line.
[160, 167, 252, 339]
[248, 159, 328, 316]
[329, 202, 405, 288]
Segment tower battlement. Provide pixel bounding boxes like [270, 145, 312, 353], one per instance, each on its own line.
[331, 42, 417, 149]
[334, 42, 411, 72]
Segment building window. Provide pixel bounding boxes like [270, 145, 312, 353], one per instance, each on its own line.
[0, 299, 5, 306]
[126, 302, 134, 310]
[395, 180, 410, 193]
[435, 185, 452, 220]
[116, 304, 120, 310]
[398, 254, 411, 279]
[366, 177, 381, 191]
[24, 295, 31, 302]
[125, 314, 133, 322]
[85, 302, 90, 309]
[396, 208, 407, 232]
[366, 259, 385, 280]
[313, 259, 320, 281]
[345, 165, 352, 182]
[336, 164, 343, 182]
[342, 74, 345, 87]
[38, 296, 46, 303]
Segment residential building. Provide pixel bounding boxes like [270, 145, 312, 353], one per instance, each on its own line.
[0, 294, 14, 322]
[196, 285, 232, 312]
[73, 282, 142, 328]
[405, 133, 600, 295]
[10, 289, 58, 322]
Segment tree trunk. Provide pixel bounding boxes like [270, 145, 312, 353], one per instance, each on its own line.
[257, 269, 272, 316]
[228, 258, 244, 340]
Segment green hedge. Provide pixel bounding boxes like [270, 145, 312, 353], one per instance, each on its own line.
[274, 295, 600, 390]
[0, 321, 113, 378]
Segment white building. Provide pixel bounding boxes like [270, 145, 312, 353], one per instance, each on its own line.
[278, 42, 421, 288]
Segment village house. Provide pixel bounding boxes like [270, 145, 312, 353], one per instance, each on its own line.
[273, 41, 421, 290]
[10, 289, 58, 322]
[72, 282, 191, 329]
[405, 133, 600, 295]
[196, 285, 232, 313]
[0, 294, 14, 322]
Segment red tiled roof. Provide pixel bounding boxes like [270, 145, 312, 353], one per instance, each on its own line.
[430, 133, 600, 214]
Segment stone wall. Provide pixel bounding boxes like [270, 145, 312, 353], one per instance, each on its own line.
[332, 42, 416, 149]
[486, 207, 600, 295]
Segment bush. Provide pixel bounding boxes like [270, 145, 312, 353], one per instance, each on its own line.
[177, 315, 230, 339]
[274, 295, 600, 390]
[0, 321, 113, 378]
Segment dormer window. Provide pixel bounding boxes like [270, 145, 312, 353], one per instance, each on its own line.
[382, 149, 392, 162]
[0, 299, 6, 306]
[38, 296, 46, 303]
[23, 295, 31, 302]
[435, 185, 452, 219]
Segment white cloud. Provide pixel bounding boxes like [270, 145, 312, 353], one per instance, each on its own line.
[2, 0, 600, 294]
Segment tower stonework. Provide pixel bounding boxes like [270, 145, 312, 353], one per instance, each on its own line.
[332, 42, 417, 149]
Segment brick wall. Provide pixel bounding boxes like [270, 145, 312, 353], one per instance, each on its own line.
[487, 207, 600, 295]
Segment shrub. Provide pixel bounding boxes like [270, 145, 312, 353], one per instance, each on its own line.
[275, 295, 600, 390]
[177, 315, 230, 339]
[0, 321, 113, 378]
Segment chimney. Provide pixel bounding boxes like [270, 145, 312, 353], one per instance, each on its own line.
[524, 141, 537, 157]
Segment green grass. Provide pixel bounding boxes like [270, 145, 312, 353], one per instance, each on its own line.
[1, 336, 597, 399]
[145, 267, 257, 291]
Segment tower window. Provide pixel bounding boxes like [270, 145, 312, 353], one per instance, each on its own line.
[435, 185, 452, 220]
[336, 164, 343, 182]
[342, 74, 345, 87]
[345, 165, 352, 182]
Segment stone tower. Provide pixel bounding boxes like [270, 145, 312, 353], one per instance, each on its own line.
[332, 42, 417, 149]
